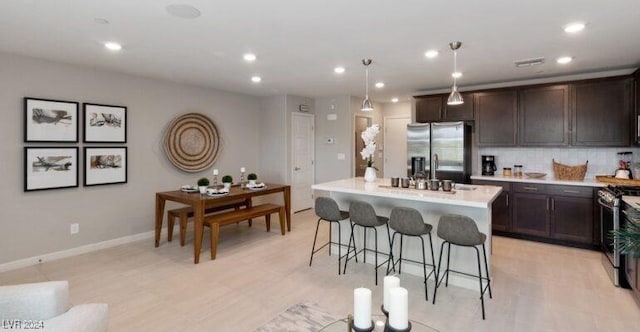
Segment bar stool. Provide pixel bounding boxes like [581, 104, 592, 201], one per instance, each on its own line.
[386, 207, 437, 301]
[432, 214, 492, 320]
[343, 200, 392, 285]
[309, 197, 350, 275]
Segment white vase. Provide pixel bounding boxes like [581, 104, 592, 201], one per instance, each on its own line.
[198, 186, 207, 194]
[364, 167, 377, 183]
[223, 182, 231, 190]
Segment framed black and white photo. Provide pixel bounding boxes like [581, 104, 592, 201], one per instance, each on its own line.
[24, 147, 79, 191]
[83, 103, 127, 143]
[24, 97, 79, 142]
[84, 147, 127, 186]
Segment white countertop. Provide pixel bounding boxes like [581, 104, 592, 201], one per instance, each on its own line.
[471, 174, 605, 187]
[312, 177, 502, 208]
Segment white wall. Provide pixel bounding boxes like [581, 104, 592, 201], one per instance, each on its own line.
[259, 96, 287, 184]
[314, 96, 352, 183]
[0, 53, 262, 264]
[382, 101, 411, 118]
[477, 147, 640, 179]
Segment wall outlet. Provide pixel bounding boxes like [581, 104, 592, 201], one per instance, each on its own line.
[337, 153, 346, 160]
[70, 223, 79, 235]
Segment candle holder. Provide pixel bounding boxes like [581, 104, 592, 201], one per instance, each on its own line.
[384, 320, 412, 332]
[240, 171, 245, 188]
[213, 175, 218, 187]
[352, 321, 375, 332]
[380, 304, 389, 317]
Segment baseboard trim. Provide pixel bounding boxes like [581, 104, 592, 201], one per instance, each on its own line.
[0, 228, 163, 273]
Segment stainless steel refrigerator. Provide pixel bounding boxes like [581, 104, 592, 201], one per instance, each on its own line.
[407, 121, 472, 183]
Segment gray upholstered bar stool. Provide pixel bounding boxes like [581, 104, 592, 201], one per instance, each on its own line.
[343, 200, 392, 285]
[309, 197, 350, 275]
[432, 214, 492, 320]
[386, 207, 437, 301]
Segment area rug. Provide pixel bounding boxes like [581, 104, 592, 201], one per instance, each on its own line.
[254, 302, 339, 332]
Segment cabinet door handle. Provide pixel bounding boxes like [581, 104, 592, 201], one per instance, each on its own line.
[523, 186, 538, 191]
[506, 195, 509, 207]
[563, 190, 580, 194]
[546, 197, 550, 211]
[551, 198, 555, 211]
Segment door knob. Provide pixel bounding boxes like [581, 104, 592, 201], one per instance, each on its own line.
[294, 167, 301, 171]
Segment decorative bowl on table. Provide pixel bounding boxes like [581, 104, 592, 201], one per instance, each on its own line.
[524, 172, 547, 178]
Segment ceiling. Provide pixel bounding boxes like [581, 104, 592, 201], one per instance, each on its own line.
[1, 0, 639, 103]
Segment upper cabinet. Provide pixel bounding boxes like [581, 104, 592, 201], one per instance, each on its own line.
[571, 77, 633, 146]
[475, 90, 518, 146]
[415, 96, 442, 122]
[415, 93, 474, 122]
[518, 85, 570, 146]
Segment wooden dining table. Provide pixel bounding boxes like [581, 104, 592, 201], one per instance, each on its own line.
[155, 183, 291, 263]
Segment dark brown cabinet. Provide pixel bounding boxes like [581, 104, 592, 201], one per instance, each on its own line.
[415, 96, 443, 123]
[415, 93, 474, 122]
[492, 182, 595, 245]
[471, 180, 510, 232]
[626, 254, 640, 306]
[572, 77, 633, 146]
[444, 93, 474, 121]
[518, 85, 570, 146]
[475, 90, 518, 146]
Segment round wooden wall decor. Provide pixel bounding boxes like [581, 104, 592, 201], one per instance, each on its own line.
[163, 113, 221, 172]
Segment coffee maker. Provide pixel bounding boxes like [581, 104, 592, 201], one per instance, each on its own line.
[481, 155, 497, 176]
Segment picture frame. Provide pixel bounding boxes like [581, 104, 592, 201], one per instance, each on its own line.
[24, 97, 79, 142]
[83, 103, 127, 143]
[24, 147, 79, 192]
[84, 147, 128, 186]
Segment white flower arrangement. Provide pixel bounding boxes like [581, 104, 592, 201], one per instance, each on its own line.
[360, 124, 380, 168]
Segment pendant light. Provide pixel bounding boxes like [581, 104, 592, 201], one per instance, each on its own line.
[447, 42, 464, 105]
[360, 58, 374, 111]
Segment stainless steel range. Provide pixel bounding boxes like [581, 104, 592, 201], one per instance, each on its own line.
[597, 185, 639, 287]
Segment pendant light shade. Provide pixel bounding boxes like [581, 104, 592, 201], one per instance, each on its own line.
[447, 42, 464, 106]
[361, 58, 374, 112]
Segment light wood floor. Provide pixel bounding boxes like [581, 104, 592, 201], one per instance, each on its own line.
[1, 209, 639, 331]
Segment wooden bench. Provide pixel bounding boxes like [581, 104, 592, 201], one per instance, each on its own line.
[203, 203, 286, 260]
[167, 199, 249, 246]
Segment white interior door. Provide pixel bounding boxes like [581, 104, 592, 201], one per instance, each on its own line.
[383, 116, 411, 178]
[291, 113, 315, 212]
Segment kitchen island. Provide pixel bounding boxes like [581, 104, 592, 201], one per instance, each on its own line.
[312, 178, 502, 290]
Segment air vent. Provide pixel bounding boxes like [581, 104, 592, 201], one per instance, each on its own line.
[299, 104, 310, 112]
[514, 57, 545, 68]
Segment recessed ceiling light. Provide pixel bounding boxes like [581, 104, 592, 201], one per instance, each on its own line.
[166, 4, 201, 19]
[564, 22, 585, 33]
[557, 56, 573, 64]
[334, 66, 345, 74]
[391, 97, 399, 103]
[425, 50, 439, 58]
[251, 76, 262, 83]
[94, 18, 109, 24]
[451, 72, 462, 78]
[243, 53, 256, 62]
[375, 82, 385, 88]
[104, 42, 122, 51]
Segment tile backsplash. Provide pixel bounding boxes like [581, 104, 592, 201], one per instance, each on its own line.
[476, 147, 640, 179]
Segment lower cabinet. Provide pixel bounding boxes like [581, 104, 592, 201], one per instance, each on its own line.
[626, 254, 640, 306]
[472, 179, 596, 246]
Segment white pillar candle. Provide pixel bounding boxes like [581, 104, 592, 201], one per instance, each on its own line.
[353, 287, 372, 329]
[389, 287, 408, 330]
[213, 169, 219, 176]
[240, 167, 246, 173]
[383, 275, 400, 311]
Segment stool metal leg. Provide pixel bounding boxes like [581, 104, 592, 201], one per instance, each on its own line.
[337, 222, 341, 275]
[474, 246, 486, 320]
[432, 241, 447, 304]
[328, 222, 333, 257]
[343, 223, 358, 274]
[482, 243, 492, 298]
[373, 227, 379, 285]
[309, 218, 322, 267]
[363, 228, 367, 263]
[419, 236, 428, 301]
[428, 233, 437, 282]
[398, 235, 404, 274]
[386, 232, 399, 274]
[445, 242, 451, 287]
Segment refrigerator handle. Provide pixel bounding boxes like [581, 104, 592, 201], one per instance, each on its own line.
[433, 153, 439, 171]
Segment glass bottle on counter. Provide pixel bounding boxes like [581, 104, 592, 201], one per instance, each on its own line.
[503, 167, 512, 177]
[514, 165, 523, 177]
